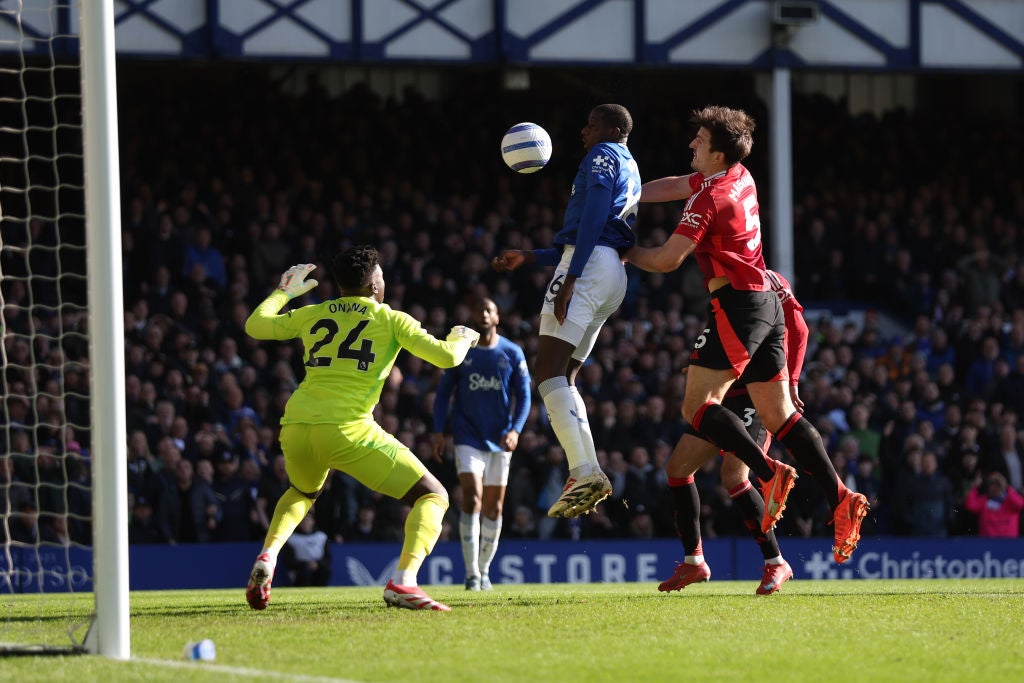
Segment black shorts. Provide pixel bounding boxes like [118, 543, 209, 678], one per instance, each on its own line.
[689, 285, 786, 383]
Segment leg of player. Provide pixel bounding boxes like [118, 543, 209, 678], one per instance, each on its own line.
[246, 485, 316, 610]
[456, 448, 484, 591]
[747, 380, 869, 563]
[720, 454, 793, 595]
[535, 336, 610, 518]
[566, 357, 603, 487]
[478, 480, 507, 591]
[682, 366, 798, 533]
[247, 423, 323, 610]
[332, 423, 452, 611]
[658, 433, 716, 592]
[382, 472, 452, 612]
[477, 450, 511, 590]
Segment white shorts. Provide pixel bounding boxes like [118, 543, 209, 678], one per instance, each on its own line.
[455, 445, 513, 487]
[539, 245, 626, 362]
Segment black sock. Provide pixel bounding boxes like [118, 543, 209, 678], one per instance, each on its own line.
[692, 403, 774, 481]
[669, 478, 702, 557]
[776, 413, 841, 509]
[732, 485, 781, 560]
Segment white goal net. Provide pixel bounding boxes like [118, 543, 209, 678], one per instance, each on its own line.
[1, 0, 127, 656]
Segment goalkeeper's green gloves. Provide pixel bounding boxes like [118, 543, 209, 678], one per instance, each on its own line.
[277, 264, 318, 299]
[446, 325, 480, 348]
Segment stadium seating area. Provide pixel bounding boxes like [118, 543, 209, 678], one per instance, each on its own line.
[3, 66, 1023, 547]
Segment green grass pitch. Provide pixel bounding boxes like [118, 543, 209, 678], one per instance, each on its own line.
[3, 580, 1023, 682]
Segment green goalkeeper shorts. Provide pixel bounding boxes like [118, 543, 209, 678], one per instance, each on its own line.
[279, 420, 427, 500]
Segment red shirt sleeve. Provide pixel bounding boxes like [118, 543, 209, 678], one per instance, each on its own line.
[783, 297, 808, 385]
[688, 173, 703, 193]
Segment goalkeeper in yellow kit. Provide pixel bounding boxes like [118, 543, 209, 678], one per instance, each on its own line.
[244, 245, 480, 612]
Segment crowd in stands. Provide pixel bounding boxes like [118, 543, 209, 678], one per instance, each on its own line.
[3, 68, 1024, 550]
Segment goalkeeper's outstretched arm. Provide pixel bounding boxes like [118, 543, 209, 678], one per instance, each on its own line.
[397, 315, 480, 369]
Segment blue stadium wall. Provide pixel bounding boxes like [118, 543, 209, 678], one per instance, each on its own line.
[4, 537, 1024, 592]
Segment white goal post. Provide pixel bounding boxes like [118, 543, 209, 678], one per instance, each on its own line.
[0, 0, 128, 658]
[80, 0, 129, 659]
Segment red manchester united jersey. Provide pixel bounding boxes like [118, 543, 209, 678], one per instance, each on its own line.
[675, 164, 768, 291]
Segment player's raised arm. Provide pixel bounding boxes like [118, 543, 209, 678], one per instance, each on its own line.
[640, 175, 696, 203]
[245, 263, 319, 340]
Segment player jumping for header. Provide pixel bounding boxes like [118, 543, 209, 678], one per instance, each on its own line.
[493, 103, 641, 519]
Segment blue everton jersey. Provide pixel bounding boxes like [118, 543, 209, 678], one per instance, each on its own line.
[432, 336, 531, 452]
[554, 141, 641, 253]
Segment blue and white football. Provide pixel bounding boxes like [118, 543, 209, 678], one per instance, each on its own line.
[500, 122, 552, 174]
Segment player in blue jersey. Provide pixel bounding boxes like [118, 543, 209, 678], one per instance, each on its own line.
[430, 298, 531, 591]
[493, 103, 641, 518]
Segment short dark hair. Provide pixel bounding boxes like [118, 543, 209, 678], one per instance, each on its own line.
[331, 245, 379, 292]
[594, 103, 633, 138]
[474, 296, 498, 313]
[689, 105, 755, 164]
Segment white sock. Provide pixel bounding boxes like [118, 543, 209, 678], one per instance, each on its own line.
[684, 555, 704, 566]
[765, 555, 785, 565]
[393, 569, 417, 586]
[460, 512, 481, 579]
[539, 377, 598, 473]
[478, 515, 502, 577]
[569, 385, 599, 473]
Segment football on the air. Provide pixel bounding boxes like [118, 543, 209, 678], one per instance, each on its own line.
[500, 122, 552, 174]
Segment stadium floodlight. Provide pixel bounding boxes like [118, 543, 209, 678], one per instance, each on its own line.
[772, 1, 819, 26]
[771, 1, 819, 48]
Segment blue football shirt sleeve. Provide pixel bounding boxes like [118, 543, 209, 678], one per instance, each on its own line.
[533, 248, 562, 266]
[432, 366, 457, 432]
[509, 345, 532, 433]
[567, 183, 612, 277]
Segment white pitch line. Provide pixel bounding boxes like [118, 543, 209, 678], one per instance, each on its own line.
[132, 657, 366, 682]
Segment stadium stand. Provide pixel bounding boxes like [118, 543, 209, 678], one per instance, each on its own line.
[4, 65, 1022, 547]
